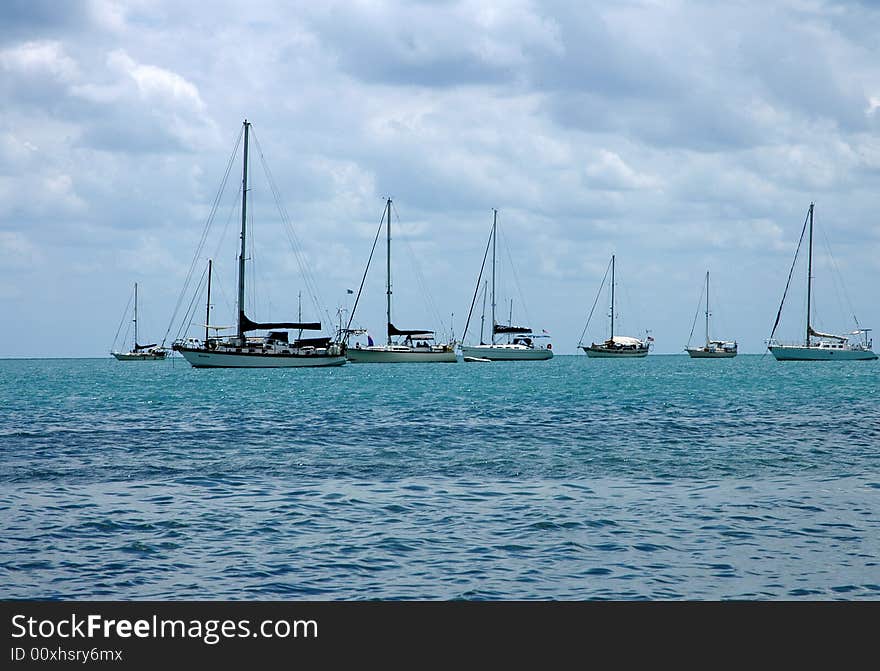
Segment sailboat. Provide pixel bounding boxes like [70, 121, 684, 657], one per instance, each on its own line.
[459, 210, 552, 361]
[767, 202, 876, 361]
[171, 120, 347, 368]
[111, 282, 167, 361]
[578, 255, 651, 357]
[345, 198, 456, 363]
[685, 271, 737, 358]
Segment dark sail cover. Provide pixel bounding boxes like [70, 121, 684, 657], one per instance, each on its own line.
[240, 312, 320, 332]
[134, 342, 158, 350]
[388, 322, 434, 337]
[293, 337, 332, 348]
[493, 324, 531, 334]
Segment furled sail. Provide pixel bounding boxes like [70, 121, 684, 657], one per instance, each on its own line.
[292, 337, 332, 348]
[388, 322, 434, 337]
[493, 324, 531, 334]
[808, 325, 847, 342]
[134, 342, 158, 351]
[240, 312, 320, 332]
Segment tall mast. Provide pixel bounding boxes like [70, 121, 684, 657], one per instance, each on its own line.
[805, 202, 813, 347]
[237, 119, 250, 342]
[133, 282, 138, 349]
[705, 270, 710, 346]
[610, 254, 615, 339]
[386, 198, 392, 346]
[205, 259, 212, 344]
[491, 209, 497, 345]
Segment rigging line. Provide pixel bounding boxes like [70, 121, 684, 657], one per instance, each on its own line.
[256, 140, 330, 332]
[819, 233, 844, 328]
[768, 205, 811, 343]
[392, 202, 448, 339]
[210, 190, 239, 267]
[163, 126, 243, 346]
[499, 227, 534, 330]
[392, 202, 446, 336]
[577, 257, 612, 347]
[820, 222, 860, 328]
[181, 260, 234, 341]
[620, 279, 638, 336]
[111, 290, 134, 351]
[686, 278, 705, 348]
[200, 196, 240, 330]
[251, 130, 331, 333]
[172, 262, 203, 341]
[212, 264, 234, 327]
[247, 182, 262, 321]
[174, 262, 210, 342]
[462, 222, 494, 344]
[345, 203, 388, 338]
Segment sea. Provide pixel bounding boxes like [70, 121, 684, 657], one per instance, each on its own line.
[1, 354, 878, 600]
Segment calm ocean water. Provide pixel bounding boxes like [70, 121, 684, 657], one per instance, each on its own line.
[1, 354, 878, 600]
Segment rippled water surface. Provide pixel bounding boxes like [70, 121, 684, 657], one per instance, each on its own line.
[1, 355, 878, 599]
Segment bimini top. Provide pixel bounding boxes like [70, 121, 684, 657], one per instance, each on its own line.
[601, 335, 644, 346]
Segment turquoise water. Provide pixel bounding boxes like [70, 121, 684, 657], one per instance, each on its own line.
[1, 355, 878, 599]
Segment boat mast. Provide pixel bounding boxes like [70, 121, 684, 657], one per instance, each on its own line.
[610, 254, 615, 339]
[705, 270, 710, 346]
[205, 259, 212, 344]
[806, 201, 813, 347]
[237, 120, 250, 343]
[491, 209, 497, 345]
[386, 198, 392, 346]
[133, 282, 138, 349]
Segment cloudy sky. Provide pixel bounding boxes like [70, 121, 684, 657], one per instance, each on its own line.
[2, 0, 878, 357]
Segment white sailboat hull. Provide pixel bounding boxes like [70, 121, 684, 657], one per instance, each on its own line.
[582, 336, 650, 358]
[685, 347, 737, 358]
[460, 344, 552, 361]
[112, 351, 167, 361]
[768, 345, 877, 361]
[346, 346, 457, 363]
[582, 346, 649, 358]
[176, 347, 346, 368]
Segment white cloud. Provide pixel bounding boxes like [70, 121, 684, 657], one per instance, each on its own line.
[585, 150, 660, 191]
[106, 50, 204, 111]
[0, 40, 78, 80]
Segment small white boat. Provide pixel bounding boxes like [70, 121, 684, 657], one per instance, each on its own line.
[346, 342, 456, 363]
[685, 271, 737, 358]
[767, 203, 876, 361]
[583, 335, 650, 358]
[458, 210, 553, 362]
[344, 198, 456, 363]
[460, 342, 552, 361]
[463, 356, 492, 363]
[578, 255, 651, 358]
[111, 282, 167, 361]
